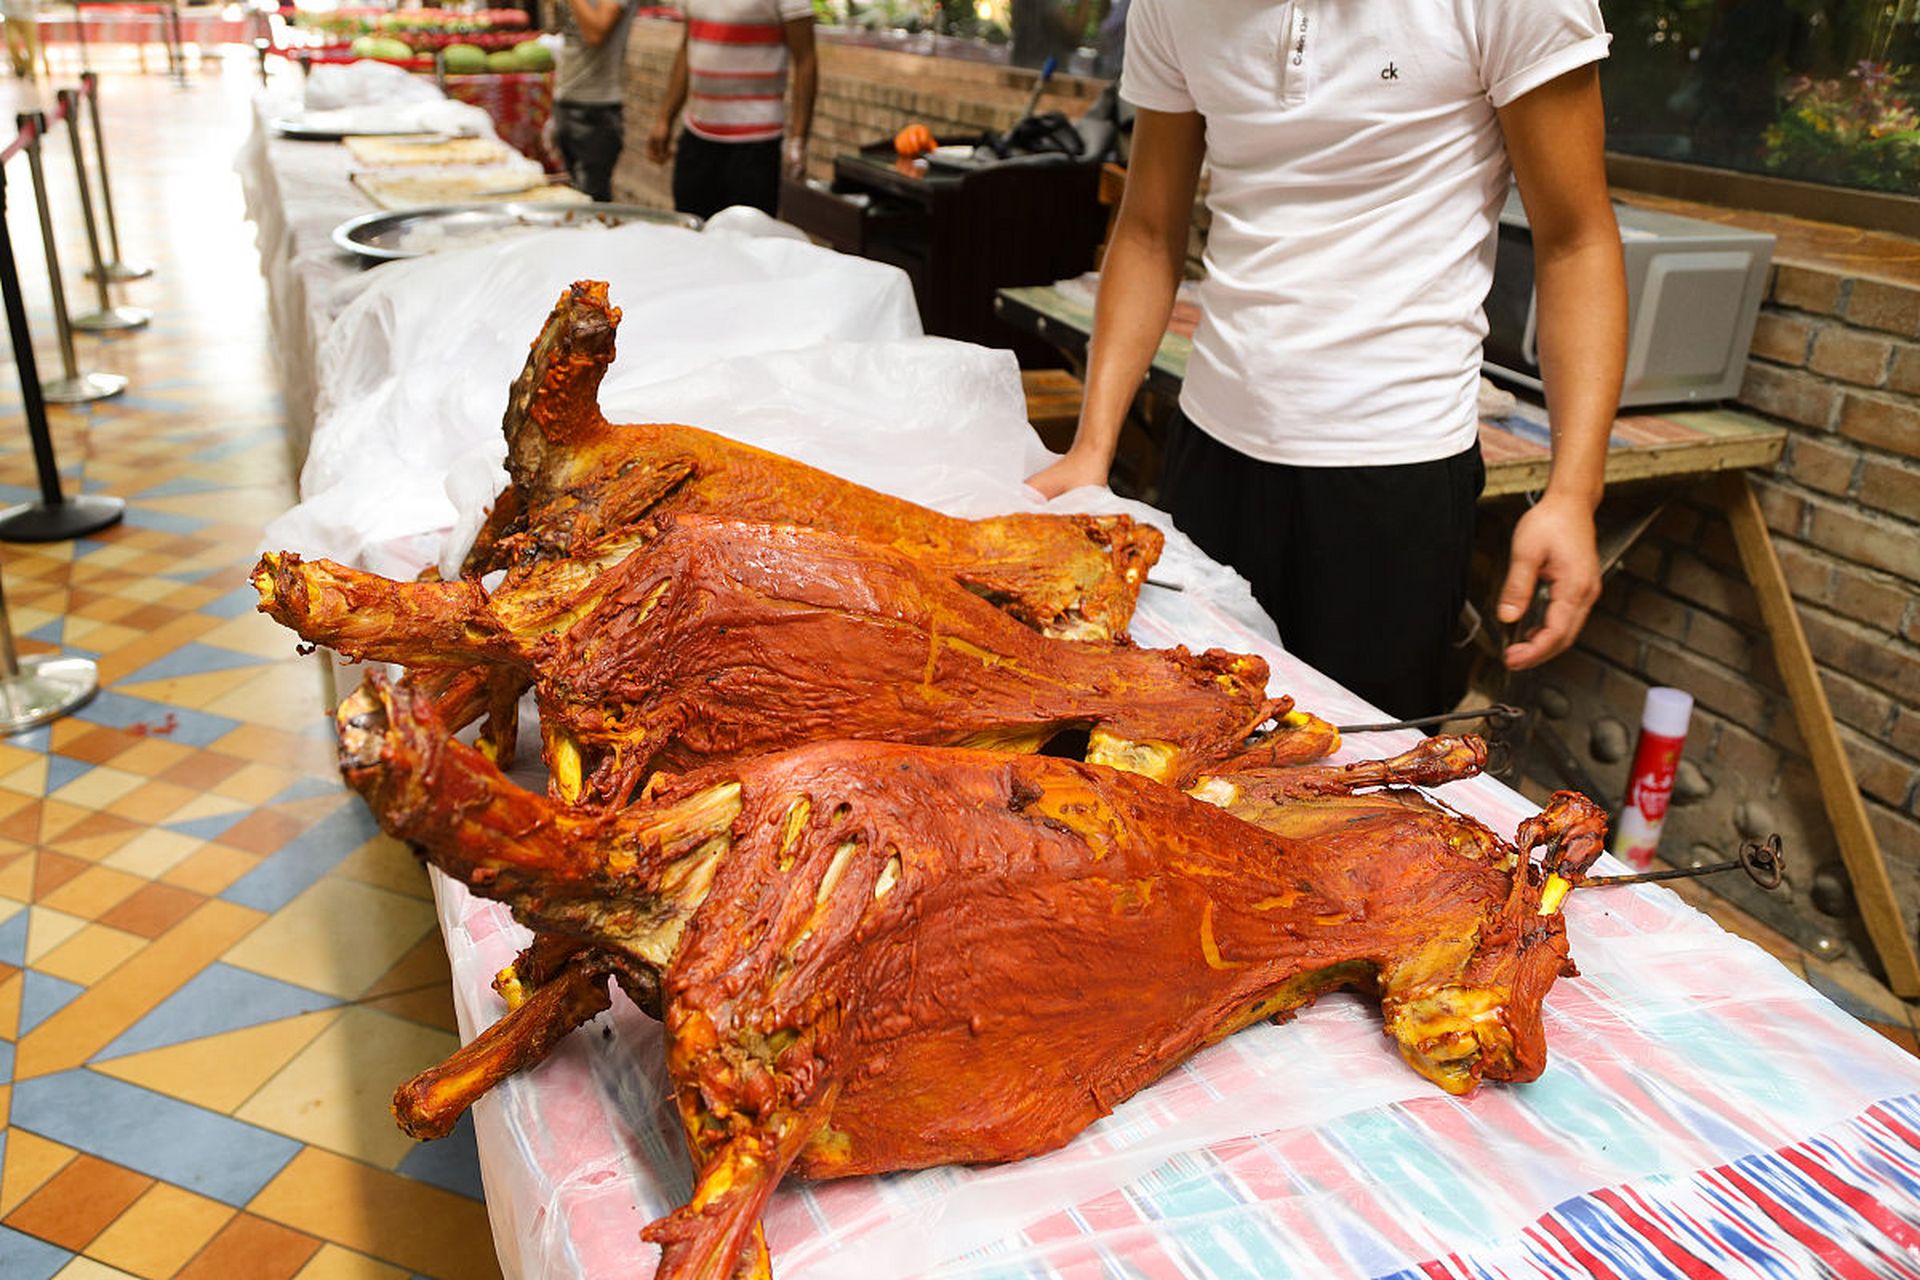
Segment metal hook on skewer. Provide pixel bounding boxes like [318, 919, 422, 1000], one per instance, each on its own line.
[1583, 834, 1786, 891]
[1336, 703, 1527, 736]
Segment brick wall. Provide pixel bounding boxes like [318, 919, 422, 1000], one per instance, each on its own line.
[1511, 246, 1920, 971]
[612, 19, 1106, 210]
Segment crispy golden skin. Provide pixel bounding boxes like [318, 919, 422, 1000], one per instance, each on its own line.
[256, 513, 1332, 806]
[339, 675, 1604, 1280]
[476, 280, 1162, 644]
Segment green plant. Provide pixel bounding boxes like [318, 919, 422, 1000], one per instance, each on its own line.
[1764, 60, 1920, 192]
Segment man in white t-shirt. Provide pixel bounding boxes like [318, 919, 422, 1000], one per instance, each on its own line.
[1028, 0, 1628, 718]
[646, 0, 817, 219]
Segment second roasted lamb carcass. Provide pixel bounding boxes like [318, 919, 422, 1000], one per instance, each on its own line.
[475, 279, 1161, 643]
[339, 674, 1605, 1280]
[255, 513, 1333, 806]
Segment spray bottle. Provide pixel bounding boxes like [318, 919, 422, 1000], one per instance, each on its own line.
[1611, 687, 1694, 872]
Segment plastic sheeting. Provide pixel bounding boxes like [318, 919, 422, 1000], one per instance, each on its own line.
[260, 218, 1277, 638]
[432, 613, 1920, 1278]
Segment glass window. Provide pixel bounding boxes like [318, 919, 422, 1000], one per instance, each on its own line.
[1601, 0, 1919, 194]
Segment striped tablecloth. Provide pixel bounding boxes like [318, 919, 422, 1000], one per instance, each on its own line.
[429, 580, 1920, 1280]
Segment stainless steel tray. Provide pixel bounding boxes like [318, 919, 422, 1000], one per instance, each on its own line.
[271, 117, 428, 142]
[330, 202, 703, 262]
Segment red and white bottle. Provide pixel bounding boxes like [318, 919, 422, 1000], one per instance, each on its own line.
[1612, 686, 1694, 872]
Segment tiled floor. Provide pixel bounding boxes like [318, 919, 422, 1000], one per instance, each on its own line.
[0, 53, 500, 1280]
[0, 44, 1907, 1280]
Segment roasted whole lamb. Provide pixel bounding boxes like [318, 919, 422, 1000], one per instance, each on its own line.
[474, 280, 1161, 644]
[339, 674, 1605, 1280]
[254, 513, 1335, 807]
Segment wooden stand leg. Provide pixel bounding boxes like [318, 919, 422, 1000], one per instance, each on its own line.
[1717, 471, 1920, 996]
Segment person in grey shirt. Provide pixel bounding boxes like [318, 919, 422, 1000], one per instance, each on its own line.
[553, 0, 635, 201]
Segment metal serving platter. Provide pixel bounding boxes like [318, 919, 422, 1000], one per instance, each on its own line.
[330, 202, 703, 263]
[271, 116, 430, 142]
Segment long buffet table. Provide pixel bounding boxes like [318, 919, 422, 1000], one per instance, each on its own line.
[241, 108, 1920, 1279]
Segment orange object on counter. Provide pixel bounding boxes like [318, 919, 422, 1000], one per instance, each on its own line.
[894, 123, 936, 158]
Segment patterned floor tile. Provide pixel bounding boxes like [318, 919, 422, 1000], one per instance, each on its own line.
[236, 1009, 458, 1168]
[95, 884, 205, 939]
[0, 1224, 72, 1280]
[92, 1011, 343, 1117]
[292, 1244, 411, 1280]
[77, 1181, 235, 1280]
[158, 846, 261, 897]
[37, 868, 145, 922]
[10, 1073, 299, 1207]
[97, 830, 203, 881]
[13, 900, 265, 1080]
[32, 927, 147, 988]
[17, 975, 84, 1038]
[0, 1130, 76, 1217]
[96, 961, 341, 1061]
[53, 1258, 146, 1279]
[248, 1150, 502, 1280]
[0, 1154, 152, 1251]
[393, 1114, 485, 1202]
[173, 1212, 321, 1280]
[23, 910, 88, 967]
[222, 878, 437, 1001]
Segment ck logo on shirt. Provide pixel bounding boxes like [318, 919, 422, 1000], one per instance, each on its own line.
[1381, 62, 1400, 80]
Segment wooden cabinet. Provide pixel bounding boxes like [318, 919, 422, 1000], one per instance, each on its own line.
[779, 147, 1107, 367]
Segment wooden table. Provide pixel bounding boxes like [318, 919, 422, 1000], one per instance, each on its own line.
[996, 279, 1920, 996]
[994, 282, 1789, 499]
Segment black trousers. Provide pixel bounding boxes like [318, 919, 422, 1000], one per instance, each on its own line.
[672, 130, 782, 220]
[1160, 410, 1485, 719]
[553, 101, 624, 203]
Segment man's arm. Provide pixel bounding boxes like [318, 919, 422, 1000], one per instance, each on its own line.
[1494, 64, 1626, 669]
[1027, 107, 1205, 497]
[647, 23, 691, 165]
[782, 15, 816, 178]
[566, 0, 623, 47]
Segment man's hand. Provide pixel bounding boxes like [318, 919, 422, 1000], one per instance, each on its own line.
[646, 119, 673, 165]
[1497, 492, 1601, 670]
[1025, 447, 1111, 499]
[783, 135, 808, 180]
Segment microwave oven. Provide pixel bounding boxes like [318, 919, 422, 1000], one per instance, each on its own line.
[1483, 190, 1775, 407]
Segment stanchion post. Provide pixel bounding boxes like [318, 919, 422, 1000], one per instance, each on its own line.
[0, 158, 125, 541]
[80, 74, 151, 284]
[0, 560, 100, 733]
[21, 111, 125, 405]
[59, 87, 147, 334]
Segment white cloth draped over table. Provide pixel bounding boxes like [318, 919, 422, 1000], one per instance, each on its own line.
[245, 171, 1920, 1279]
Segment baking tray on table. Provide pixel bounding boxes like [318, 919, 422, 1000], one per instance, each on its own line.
[330, 202, 702, 263]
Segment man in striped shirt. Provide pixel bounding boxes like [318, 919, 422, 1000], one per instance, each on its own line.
[646, 0, 817, 219]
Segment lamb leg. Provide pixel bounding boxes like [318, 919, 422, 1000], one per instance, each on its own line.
[393, 951, 615, 1139]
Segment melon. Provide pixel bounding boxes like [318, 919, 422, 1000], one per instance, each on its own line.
[485, 48, 519, 71]
[511, 40, 552, 72]
[443, 42, 487, 74]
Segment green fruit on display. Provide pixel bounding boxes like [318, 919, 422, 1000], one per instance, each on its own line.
[511, 40, 553, 72]
[370, 36, 414, 60]
[443, 43, 487, 74]
[349, 34, 378, 57]
[485, 49, 519, 71]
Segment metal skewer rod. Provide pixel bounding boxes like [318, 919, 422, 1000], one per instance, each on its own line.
[1583, 834, 1786, 890]
[20, 111, 124, 404]
[1336, 703, 1527, 736]
[80, 73, 151, 283]
[0, 149, 124, 542]
[59, 88, 147, 333]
